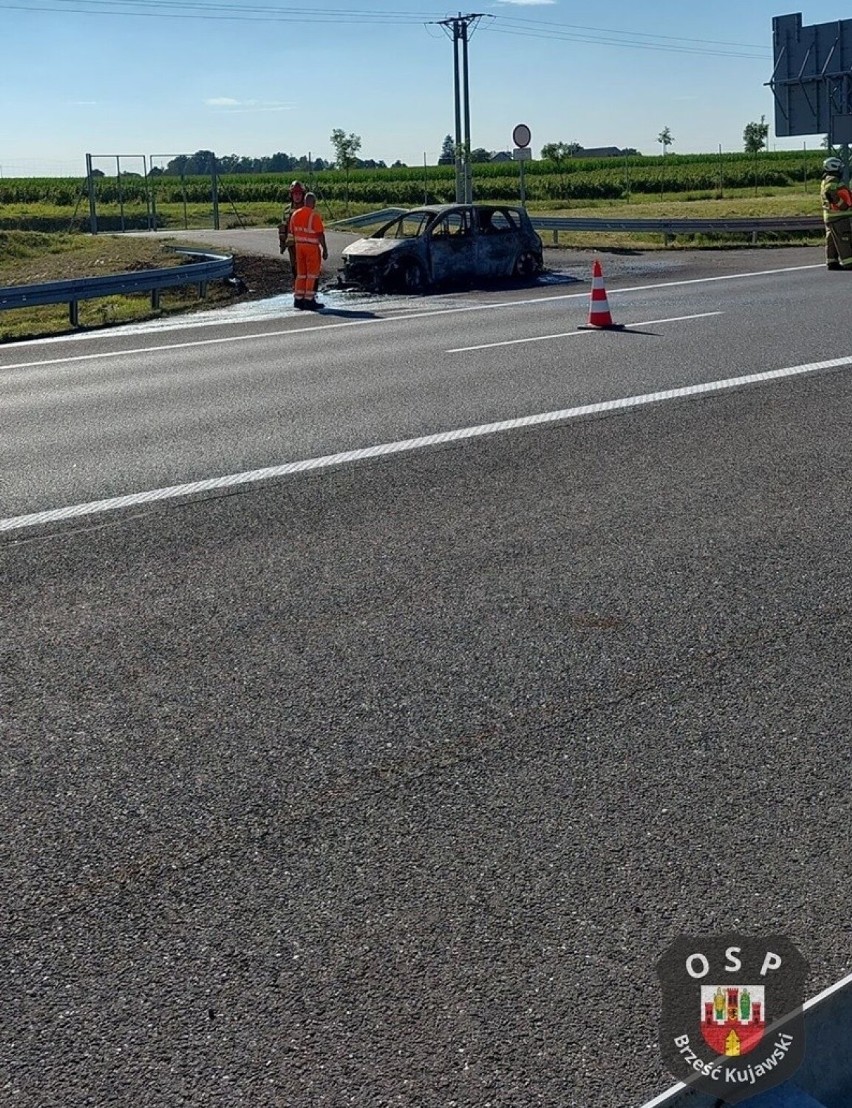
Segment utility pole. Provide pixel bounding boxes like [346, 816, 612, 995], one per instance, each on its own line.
[435, 13, 484, 204]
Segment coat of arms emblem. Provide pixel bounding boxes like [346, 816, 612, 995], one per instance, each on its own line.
[699, 983, 766, 1056]
[656, 934, 808, 1104]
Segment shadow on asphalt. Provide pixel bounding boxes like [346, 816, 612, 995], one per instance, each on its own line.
[314, 307, 379, 319]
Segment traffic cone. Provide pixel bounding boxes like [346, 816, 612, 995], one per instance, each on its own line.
[578, 259, 624, 330]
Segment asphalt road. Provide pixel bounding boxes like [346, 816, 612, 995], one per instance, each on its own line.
[1, 249, 850, 1107]
[0, 249, 844, 519]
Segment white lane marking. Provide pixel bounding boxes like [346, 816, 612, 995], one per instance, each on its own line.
[448, 312, 722, 353]
[3, 353, 849, 535]
[0, 264, 821, 371]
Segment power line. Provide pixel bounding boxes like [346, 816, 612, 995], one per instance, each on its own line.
[482, 24, 767, 61]
[0, 0, 437, 22]
[0, 0, 772, 57]
[495, 13, 768, 53]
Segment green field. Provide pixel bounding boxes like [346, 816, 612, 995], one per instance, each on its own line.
[0, 150, 830, 341]
[0, 149, 829, 233]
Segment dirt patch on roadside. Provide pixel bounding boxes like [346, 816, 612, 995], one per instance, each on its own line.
[231, 252, 293, 300]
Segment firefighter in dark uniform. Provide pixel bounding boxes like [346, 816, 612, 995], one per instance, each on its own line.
[820, 156, 852, 270]
[278, 180, 307, 283]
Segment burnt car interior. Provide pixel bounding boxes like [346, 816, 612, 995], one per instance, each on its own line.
[381, 213, 431, 239]
[430, 211, 473, 237]
[479, 208, 519, 233]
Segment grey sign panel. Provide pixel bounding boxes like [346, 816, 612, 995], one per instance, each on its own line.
[771, 12, 852, 139]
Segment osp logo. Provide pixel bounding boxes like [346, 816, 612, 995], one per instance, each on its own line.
[656, 934, 808, 1104]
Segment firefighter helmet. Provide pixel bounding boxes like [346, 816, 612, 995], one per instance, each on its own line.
[289, 180, 306, 196]
[823, 157, 843, 174]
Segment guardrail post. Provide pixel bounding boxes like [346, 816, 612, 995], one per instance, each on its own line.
[752, 230, 759, 245]
[552, 230, 559, 245]
[199, 282, 208, 299]
[151, 289, 160, 310]
[69, 301, 79, 327]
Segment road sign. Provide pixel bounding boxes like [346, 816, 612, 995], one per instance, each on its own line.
[512, 147, 532, 161]
[512, 123, 531, 149]
[771, 12, 852, 138]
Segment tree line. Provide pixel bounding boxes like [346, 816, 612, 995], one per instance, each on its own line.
[150, 146, 398, 178]
[99, 117, 808, 185]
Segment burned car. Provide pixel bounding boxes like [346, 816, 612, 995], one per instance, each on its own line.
[340, 203, 544, 293]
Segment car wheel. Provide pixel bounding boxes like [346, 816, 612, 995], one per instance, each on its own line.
[399, 259, 428, 294]
[514, 250, 541, 280]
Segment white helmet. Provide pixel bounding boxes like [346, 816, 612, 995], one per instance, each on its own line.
[823, 156, 843, 174]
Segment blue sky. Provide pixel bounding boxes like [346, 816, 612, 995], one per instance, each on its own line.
[0, 1, 847, 176]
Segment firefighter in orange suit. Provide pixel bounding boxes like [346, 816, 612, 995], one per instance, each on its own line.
[289, 192, 328, 310]
[820, 156, 852, 270]
[278, 180, 306, 283]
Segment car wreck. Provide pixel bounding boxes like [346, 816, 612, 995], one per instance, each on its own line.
[339, 203, 544, 293]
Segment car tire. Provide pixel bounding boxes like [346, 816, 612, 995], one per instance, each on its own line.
[513, 250, 541, 280]
[399, 259, 428, 294]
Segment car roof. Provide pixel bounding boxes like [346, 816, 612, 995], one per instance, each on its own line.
[403, 203, 522, 215]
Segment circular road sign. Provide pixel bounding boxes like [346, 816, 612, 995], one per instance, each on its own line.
[512, 123, 531, 149]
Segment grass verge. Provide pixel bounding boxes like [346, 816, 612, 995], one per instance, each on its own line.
[0, 232, 287, 342]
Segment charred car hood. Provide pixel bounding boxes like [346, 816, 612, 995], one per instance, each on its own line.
[342, 238, 407, 260]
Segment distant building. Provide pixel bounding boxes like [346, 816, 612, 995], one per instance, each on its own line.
[573, 146, 625, 158]
[490, 151, 513, 163]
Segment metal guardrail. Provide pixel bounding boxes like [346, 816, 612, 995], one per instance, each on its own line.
[532, 214, 823, 245]
[329, 208, 824, 244]
[0, 249, 234, 327]
[328, 208, 408, 229]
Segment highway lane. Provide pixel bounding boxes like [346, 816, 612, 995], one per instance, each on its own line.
[0, 259, 844, 521]
[2, 253, 851, 1106]
[2, 361, 850, 1107]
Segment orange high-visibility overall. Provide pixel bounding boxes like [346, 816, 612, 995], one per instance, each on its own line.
[289, 207, 325, 302]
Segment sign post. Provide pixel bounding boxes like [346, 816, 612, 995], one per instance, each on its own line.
[512, 123, 532, 207]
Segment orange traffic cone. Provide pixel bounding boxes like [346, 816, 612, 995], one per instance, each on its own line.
[578, 259, 624, 330]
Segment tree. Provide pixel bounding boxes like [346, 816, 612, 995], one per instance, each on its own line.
[330, 129, 362, 172]
[541, 141, 581, 162]
[470, 147, 494, 163]
[438, 134, 455, 166]
[657, 127, 674, 156]
[540, 141, 581, 198]
[330, 128, 362, 212]
[269, 151, 294, 172]
[743, 115, 769, 154]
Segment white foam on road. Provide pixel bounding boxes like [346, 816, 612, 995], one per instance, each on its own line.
[3, 353, 850, 535]
[0, 263, 821, 366]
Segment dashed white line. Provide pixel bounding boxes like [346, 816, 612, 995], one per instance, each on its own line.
[3, 353, 849, 535]
[448, 312, 722, 353]
[0, 264, 820, 371]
